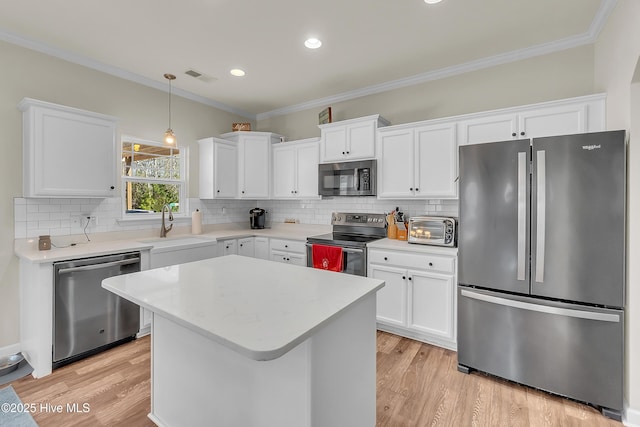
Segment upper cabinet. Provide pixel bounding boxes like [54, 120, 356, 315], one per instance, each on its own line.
[457, 94, 605, 145]
[272, 138, 320, 199]
[318, 115, 390, 163]
[219, 131, 283, 199]
[19, 98, 118, 198]
[377, 121, 457, 199]
[198, 137, 238, 199]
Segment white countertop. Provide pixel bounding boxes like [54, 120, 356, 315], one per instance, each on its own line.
[14, 223, 331, 263]
[102, 255, 384, 361]
[367, 238, 459, 255]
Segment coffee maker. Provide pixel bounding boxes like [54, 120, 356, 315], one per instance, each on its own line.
[249, 208, 266, 229]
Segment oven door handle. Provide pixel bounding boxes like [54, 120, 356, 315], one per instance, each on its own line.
[305, 243, 364, 254]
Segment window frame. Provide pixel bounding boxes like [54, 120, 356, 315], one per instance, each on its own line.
[120, 135, 188, 220]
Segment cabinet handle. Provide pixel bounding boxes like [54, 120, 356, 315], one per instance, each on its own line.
[291, 190, 294, 194]
[429, 262, 433, 267]
[408, 277, 412, 281]
[409, 188, 413, 191]
[110, 185, 115, 190]
[346, 151, 350, 154]
[342, 151, 346, 155]
[512, 132, 517, 137]
[285, 244, 288, 248]
[240, 244, 243, 247]
[242, 190, 245, 194]
[217, 190, 220, 193]
[384, 257, 388, 261]
[520, 131, 525, 136]
[415, 188, 419, 192]
[402, 276, 406, 280]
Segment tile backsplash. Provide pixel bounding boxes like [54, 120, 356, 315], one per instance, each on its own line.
[14, 197, 458, 239]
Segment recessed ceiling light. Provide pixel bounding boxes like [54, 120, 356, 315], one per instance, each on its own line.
[424, 0, 443, 3]
[230, 68, 245, 77]
[304, 38, 322, 49]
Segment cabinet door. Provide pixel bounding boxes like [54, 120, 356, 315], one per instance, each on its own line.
[238, 238, 255, 257]
[369, 264, 407, 327]
[270, 249, 289, 264]
[458, 113, 518, 145]
[221, 239, 237, 256]
[254, 237, 269, 260]
[415, 123, 458, 198]
[215, 142, 238, 198]
[239, 135, 270, 198]
[272, 145, 296, 198]
[407, 270, 454, 340]
[295, 143, 319, 198]
[29, 106, 117, 197]
[321, 125, 347, 162]
[377, 129, 415, 198]
[518, 104, 587, 139]
[198, 139, 215, 199]
[288, 252, 306, 267]
[347, 120, 376, 160]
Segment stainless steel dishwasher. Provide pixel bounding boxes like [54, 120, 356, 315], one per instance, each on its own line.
[53, 252, 141, 368]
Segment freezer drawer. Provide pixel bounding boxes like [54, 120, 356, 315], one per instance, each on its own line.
[457, 287, 623, 413]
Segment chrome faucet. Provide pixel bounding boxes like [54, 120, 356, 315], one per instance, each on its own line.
[160, 204, 174, 237]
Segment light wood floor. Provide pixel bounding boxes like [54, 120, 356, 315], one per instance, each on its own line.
[10, 332, 621, 427]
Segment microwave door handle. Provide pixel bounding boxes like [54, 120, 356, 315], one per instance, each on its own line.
[354, 168, 359, 191]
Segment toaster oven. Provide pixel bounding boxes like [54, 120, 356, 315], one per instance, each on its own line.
[408, 216, 457, 247]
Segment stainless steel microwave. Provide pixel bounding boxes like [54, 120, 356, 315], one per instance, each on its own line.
[408, 216, 457, 247]
[318, 160, 376, 196]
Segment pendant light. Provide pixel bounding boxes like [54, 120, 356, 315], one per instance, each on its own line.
[163, 73, 176, 144]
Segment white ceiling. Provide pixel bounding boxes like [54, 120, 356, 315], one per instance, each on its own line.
[0, 0, 614, 120]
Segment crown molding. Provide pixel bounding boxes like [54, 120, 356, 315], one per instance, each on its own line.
[0, 29, 256, 120]
[256, 0, 618, 121]
[1, 0, 616, 122]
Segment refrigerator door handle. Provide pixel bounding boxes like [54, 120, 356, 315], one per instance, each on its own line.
[517, 152, 527, 281]
[460, 289, 621, 323]
[535, 150, 546, 283]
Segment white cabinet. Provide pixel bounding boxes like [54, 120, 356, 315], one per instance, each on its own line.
[198, 137, 238, 199]
[220, 239, 238, 256]
[272, 138, 320, 199]
[238, 237, 255, 257]
[377, 122, 457, 199]
[270, 239, 306, 267]
[254, 237, 269, 260]
[368, 247, 457, 350]
[457, 94, 605, 145]
[220, 131, 283, 199]
[318, 115, 390, 163]
[19, 98, 118, 198]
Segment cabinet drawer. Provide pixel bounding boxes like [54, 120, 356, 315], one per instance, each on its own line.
[270, 239, 305, 254]
[369, 249, 454, 274]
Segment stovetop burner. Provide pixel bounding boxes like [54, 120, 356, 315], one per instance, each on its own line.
[306, 232, 383, 248]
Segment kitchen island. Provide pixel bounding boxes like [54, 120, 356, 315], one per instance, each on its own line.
[102, 254, 384, 427]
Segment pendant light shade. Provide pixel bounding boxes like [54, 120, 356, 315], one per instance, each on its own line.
[163, 73, 176, 144]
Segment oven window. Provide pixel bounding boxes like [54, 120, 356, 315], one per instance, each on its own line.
[410, 221, 445, 240]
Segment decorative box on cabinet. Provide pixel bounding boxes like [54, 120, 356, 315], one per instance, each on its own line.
[198, 137, 238, 199]
[368, 246, 457, 350]
[220, 131, 283, 199]
[272, 138, 320, 199]
[318, 114, 390, 163]
[457, 94, 605, 145]
[19, 98, 118, 198]
[377, 121, 457, 199]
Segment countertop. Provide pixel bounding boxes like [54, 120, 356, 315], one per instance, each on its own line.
[102, 255, 384, 361]
[367, 238, 459, 255]
[14, 223, 331, 263]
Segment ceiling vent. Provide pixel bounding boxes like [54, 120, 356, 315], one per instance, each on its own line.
[184, 69, 217, 83]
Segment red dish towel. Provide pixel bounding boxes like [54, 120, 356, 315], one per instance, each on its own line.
[312, 244, 344, 272]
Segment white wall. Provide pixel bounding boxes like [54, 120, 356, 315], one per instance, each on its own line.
[593, 0, 640, 422]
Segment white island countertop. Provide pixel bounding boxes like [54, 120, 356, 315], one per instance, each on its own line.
[102, 255, 384, 361]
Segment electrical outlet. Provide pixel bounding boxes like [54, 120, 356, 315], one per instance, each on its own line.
[72, 214, 97, 226]
[87, 216, 98, 226]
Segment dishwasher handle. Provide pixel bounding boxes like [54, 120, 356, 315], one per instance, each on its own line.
[57, 257, 140, 275]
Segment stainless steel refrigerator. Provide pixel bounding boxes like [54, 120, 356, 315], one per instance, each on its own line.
[457, 130, 625, 420]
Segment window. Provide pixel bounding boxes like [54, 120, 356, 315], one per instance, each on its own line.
[121, 136, 186, 217]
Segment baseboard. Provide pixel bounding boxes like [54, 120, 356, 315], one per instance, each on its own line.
[625, 403, 640, 427]
[0, 342, 21, 358]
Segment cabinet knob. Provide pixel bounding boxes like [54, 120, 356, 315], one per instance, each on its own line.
[285, 245, 288, 248]
[384, 257, 388, 261]
[346, 151, 350, 154]
[520, 131, 525, 136]
[402, 276, 406, 280]
[342, 151, 346, 155]
[415, 188, 419, 192]
[217, 190, 220, 193]
[242, 190, 245, 194]
[429, 262, 433, 267]
[408, 277, 412, 281]
[512, 132, 517, 137]
[409, 188, 413, 191]
[240, 244, 243, 247]
[110, 185, 115, 190]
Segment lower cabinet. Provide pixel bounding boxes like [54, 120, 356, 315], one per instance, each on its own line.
[368, 247, 457, 350]
[220, 239, 238, 256]
[254, 237, 269, 260]
[269, 238, 307, 267]
[238, 237, 255, 257]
